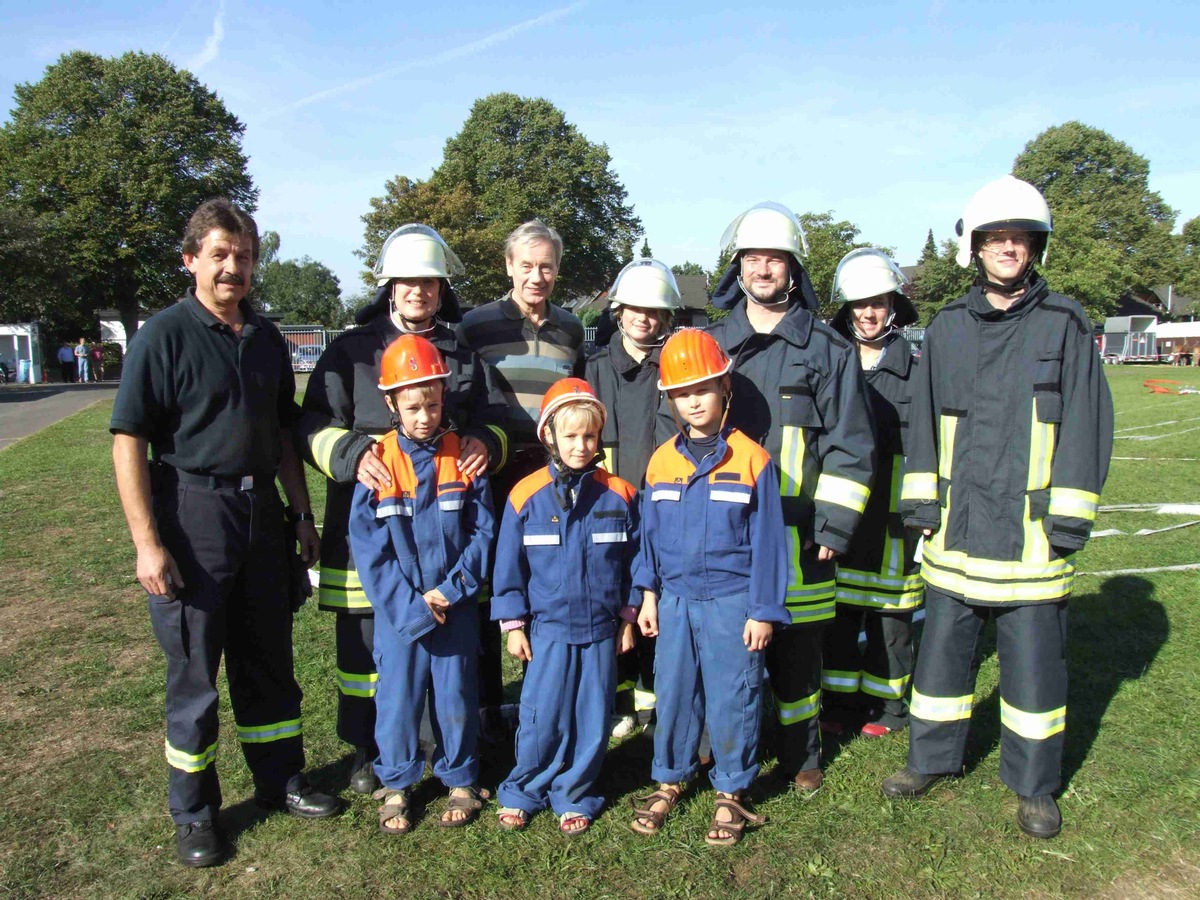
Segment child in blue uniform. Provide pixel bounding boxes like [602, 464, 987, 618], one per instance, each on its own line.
[631, 329, 789, 847]
[492, 378, 640, 835]
[348, 335, 494, 834]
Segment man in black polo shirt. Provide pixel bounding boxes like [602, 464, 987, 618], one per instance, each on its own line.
[112, 198, 339, 869]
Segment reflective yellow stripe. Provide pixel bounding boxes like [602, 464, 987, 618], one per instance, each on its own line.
[165, 739, 218, 773]
[1048, 487, 1099, 522]
[633, 688, 657, 712]
[237, 718, 302, 744]
[1000, 699, 1065, 740]
[821, 669, 860, 693]
[338, 669, 379, 698]
[814, 474, 869, 514]
[1027, 404, 1055, 491]
[776, 690, 821, 725]
[779, 425, 804, 498]
[910, 688, 973, 722]
[485, 424, 509, 472]
[311, 426, 351, 479]
[861, 672, 909, 700]
[318, 566, 371, 611]
[901, 471, 937, 502]
[615, 679, 636, 693]
[881, 454, 904, 577]
[835, 567, 925, 609]
[938, 414, 957, 479]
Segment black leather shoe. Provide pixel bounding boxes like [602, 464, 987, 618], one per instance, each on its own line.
[1017, 794, 1062, 839]
[256, 783, 342, 819]
[175, 820, 225, 868]
[881, 767, 947, 799]
[349, 746, 380, 794]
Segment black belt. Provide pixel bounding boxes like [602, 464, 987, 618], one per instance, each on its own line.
[158, 465, 270, 491]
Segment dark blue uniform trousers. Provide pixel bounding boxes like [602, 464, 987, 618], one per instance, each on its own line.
[147, 479, 305, 825]
[374, 603, 480, 789]
[335, 611, 378, 750]
[653, 590, 766, 795]
[499, 632, 616, 820]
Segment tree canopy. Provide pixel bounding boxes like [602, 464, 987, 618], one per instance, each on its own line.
[0, 51, 256, 339]
[1012, 121, 1177, 317]
[799, 212, 875, 320]
[360, 93, 641, 307]
[254, 232, 345, 327]
[907, 236, 975, 325]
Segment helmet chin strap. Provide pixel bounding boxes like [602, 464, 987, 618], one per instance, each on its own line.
[738, 274, 793, 307]
[972, 255, 1037, 297]
[850, 309, 897, 344]
[390, 286, 441, 334]
[616, 319, 667, 350]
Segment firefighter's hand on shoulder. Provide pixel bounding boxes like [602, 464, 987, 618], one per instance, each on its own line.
[355, 442, 392, 491]
[743, 619, 773, 652]
[506, 628, 532, 662]
[458, 435, 489, 478]
[137, 541, 185, 600]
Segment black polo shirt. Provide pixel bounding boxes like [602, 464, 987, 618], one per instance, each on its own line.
[110, 289, 298, 477]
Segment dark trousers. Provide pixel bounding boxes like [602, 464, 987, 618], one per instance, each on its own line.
[908, 590, 1068, 797]
[823, 604, 915, 728]
[60, 361, 74, 383]
[335, 613, 378, 749]
[614, 635, 656, 721]
[148, 478, 304, 825]
[766, 623, 823, 775]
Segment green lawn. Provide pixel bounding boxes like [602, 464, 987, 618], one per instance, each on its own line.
[0, 365, 1197, 899]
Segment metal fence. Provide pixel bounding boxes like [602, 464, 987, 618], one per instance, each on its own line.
[279, 326, 345, 372]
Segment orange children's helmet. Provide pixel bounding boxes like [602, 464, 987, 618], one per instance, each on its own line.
[377, 334, 451, 391]
[537, 377, 607, 443]
[658, 329, 732, 391]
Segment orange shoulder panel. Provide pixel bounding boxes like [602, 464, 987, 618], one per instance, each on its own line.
[645, 438, 694, 486]
[507, 466, 553, 514]
[377, 436, 418, 501]
[725, 428, 772, 479]
[594, 469, 637, 503]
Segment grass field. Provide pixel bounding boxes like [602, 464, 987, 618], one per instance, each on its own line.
[0, 365, 1197, 899]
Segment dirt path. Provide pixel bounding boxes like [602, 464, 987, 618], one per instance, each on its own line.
[0, 384, 118, 452]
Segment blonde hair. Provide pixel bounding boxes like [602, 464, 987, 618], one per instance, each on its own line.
[389, 381, 445, 404]
[546, 402, 602, 440]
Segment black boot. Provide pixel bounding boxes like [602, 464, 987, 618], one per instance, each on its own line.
[256, 777, 342, 819]
[1017, 794, 1062, 839]
[175, 820, 225, 868]
[881, 767, 947, 799]
[349, 745, 380, 794]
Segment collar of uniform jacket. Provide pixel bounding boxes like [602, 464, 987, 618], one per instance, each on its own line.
[720, 296, 815, 354]
[182, 287, 261, 335]
[873, 333, 914, 378]
[965, 275, 1049, 322]
[606, 331, 660, 376]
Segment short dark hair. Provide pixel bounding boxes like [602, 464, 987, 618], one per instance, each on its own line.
[182, 198, 259, 261]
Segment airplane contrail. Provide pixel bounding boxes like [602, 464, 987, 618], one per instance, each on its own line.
[264, 0, 587, 119]
[186, 0, 226, 71]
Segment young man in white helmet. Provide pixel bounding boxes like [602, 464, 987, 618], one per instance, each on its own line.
[882, 176, 1113, 839]
[703, 202, 876, 796]
[822, 249, 923, 738]
[297, 224, 506, 794]
[586, 258, 680, 738]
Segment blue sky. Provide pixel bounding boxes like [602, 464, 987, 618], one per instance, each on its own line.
[2, 0, 1198, 300]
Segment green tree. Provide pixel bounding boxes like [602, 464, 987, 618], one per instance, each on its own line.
[361, 94, 641, 306]
[1012, 121, 1177, 317]
[799, 212, 876, 320]
[671, 261, 710, 282]
[919, 229, 937, 264]
[0, 51, 257, 339]
[908, 238, 976, 325]
[1176, 217, 1200, 313]
[258, 255, 345, 327]
[639, 239, 653, 259]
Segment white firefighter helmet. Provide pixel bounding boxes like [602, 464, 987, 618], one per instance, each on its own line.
[955, 176, 1053, 268]
[373, 224, 465, 285]
[719, 201, 810, 266]
[832, 248, 909, 305]
[608, 259, 681, 311]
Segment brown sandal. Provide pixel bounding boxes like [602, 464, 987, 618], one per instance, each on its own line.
[438, 786, 490, 828]
[704, 795, 766, 847]
[373, 787, 411, 835]
[629, 784, 683, 835]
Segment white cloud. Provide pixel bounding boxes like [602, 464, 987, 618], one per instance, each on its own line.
[186, 0, 226, 72]
[263, 0, 587, 119]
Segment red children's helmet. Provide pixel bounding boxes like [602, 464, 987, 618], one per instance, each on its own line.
[537, 377, 607, 443]
[658, 329, 732, 390]
[378, 334, 450, 391]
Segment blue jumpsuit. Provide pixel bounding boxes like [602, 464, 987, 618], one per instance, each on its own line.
[635, 427, 789, 794]
[348, 430, 494, 790]
[491, 462, 640, 820]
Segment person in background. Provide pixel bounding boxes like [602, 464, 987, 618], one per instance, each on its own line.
[58, 342, 75, 383]
[74, 337, 90, 383]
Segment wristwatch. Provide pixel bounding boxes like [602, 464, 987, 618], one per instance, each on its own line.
[288, 509, 316, 524]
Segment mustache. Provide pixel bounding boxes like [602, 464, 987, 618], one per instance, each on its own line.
[216, 275, 245, 286]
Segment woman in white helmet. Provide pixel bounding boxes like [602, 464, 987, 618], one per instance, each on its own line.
[585, 258, 681, 738]
[821, 249, 923, 738]
[296, 224, 506, 799]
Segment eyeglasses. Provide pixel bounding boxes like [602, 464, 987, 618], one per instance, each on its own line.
[978, 233, 1032, 251]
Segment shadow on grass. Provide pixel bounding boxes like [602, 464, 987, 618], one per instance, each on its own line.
[1061, 575, 1166, 787]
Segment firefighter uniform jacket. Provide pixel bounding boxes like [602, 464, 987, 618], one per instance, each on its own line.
[899, 278, 1114, 605]
[348, 430, 494, 641]
[491, 462, 640, 645]
[584, 333, 662, 487]
[634, 427, 790, 627]
[297, 313, 506, 613]
[706, 301, 876, 625]
[834, 335, 923, 610]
